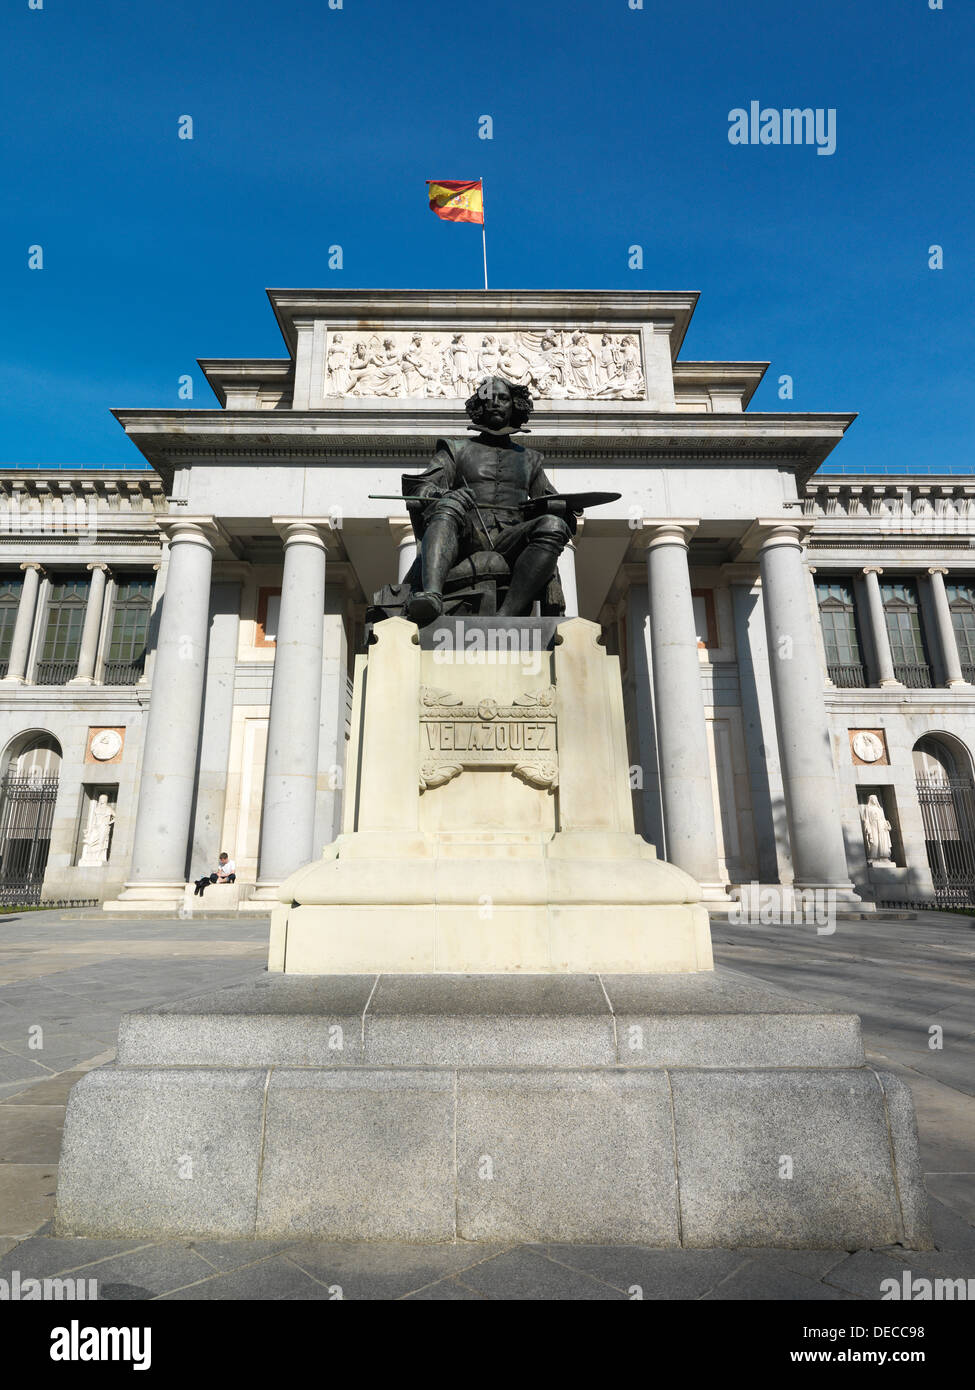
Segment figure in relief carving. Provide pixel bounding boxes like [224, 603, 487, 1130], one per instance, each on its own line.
[401, 333, 433, 396]
[860, 794, 893, 863]
[498, 336, 533, 387]
[79, 794, 116, 868]
[450, 334, 472, 394]
[598, 333, 622, 391]
[567, 331, 598, 396]
[620, 335, 642, 388]
[325, 333, 352, 395]
[477, 335, 499, 379]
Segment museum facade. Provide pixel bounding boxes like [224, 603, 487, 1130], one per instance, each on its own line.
[2, 288, 974, 910]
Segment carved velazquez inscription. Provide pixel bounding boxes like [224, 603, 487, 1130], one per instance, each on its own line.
[425, 721, 555, 753]
[418, 686, 558, 791]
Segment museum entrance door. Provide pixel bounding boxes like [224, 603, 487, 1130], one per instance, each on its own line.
[913, 735, 975, 906]
[0, 733, 62, 906]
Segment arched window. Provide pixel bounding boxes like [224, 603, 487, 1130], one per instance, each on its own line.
[0, 733, 62, 905]
[913, 734, 975, 904]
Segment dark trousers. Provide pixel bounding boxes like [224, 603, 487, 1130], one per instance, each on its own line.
[194, 873, 235, 896]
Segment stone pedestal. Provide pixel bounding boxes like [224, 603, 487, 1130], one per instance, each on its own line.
[60, 612, 931, 1252]
[55, 970, 931, 1248]
[270, 616, 711, 974]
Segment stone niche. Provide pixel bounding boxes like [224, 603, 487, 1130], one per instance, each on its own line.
[269, 616, 712, 975]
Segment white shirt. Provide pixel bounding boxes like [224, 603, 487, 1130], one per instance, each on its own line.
[217, 859, 236, 877]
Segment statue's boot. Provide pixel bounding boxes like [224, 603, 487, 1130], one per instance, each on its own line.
[405, 590, 444, 625]
[405, 512, 457, 625]
[496, 536, 564, 616]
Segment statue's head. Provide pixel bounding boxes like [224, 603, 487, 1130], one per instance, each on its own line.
[465, 376, 534, 434]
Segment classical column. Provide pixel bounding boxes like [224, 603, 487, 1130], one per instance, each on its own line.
[256, 521, 330, 890]
[388, 518, 418, 584]
[643, 522, 721, 884]
[68, 562, 109, 685]
[927, 567, 969, 686]
[861, 566, 901, 686]
[557, 525, 582, 619]
[122, 521, 216, 895]
[2, 562, 43, 683]
[759, 525, 856, 891]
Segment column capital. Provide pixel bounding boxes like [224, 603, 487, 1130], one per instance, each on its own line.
[927, 566, 949, 577]
[158, 517, 221, 552]
[19, 561, 44, 574]
[272, 518, 340, 552]
[735, 517, 814, 559]
[631, 518, 699, 552]
[862, 565, 884, 576]
[86, 561, 110, 575]
[755, 522, 806, 553]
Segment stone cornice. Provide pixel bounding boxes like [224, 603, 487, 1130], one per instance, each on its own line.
[672, 361, 769, 407]
[266, 288, 701, 359]
[112, 409, 855, 486]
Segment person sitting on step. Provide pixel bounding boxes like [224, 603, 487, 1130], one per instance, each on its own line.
[193, 852, 236, 896]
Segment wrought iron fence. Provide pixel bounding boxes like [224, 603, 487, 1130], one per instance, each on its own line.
[827, 662, 867, 688]
[0, 775, 59, 905]
[34, 660, 78, 686]
[916, 774, 975, 905]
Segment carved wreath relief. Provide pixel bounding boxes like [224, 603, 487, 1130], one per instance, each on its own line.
[324, 329, 646, 401]
[419, 686, 558, 791]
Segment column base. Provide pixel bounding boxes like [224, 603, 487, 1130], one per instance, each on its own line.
[103, 882, 188, 914]
[0, 674, 27, 685]
[946, 678, 972, 688]
[66, 675, 97, 687]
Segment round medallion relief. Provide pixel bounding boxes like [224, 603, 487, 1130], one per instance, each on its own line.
[90, 729, 122, 761]
[852, 731, 884, 764]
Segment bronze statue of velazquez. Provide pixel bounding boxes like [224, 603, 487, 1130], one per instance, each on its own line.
[369, 377, 574, 624]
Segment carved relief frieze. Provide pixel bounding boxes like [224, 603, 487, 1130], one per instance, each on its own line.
[325, 329, 645, 402]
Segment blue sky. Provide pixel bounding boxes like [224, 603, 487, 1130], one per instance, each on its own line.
[2, 0, 971, 472]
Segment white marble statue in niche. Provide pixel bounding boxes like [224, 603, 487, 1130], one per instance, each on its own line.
[79, 793, 116, 868]
[860, 794, 894, 864]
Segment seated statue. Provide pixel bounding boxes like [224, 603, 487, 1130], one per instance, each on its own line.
[370, 376, 573, 625]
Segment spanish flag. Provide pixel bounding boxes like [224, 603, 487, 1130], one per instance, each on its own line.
[426, 179, 484, 225]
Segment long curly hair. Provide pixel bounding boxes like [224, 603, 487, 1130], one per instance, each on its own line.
[465, 376, 534, 431]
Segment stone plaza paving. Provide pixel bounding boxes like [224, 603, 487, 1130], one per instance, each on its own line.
[0, 907, 972, 1300]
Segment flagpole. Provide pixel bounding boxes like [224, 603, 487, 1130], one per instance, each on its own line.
[480, 176, 488, 290]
